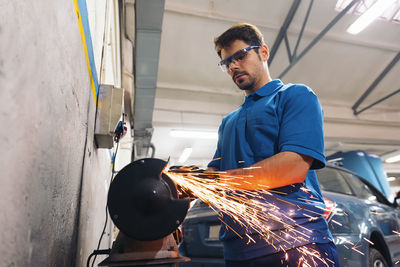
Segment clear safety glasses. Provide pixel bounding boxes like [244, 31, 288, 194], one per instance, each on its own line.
[218, 45, 260, 72]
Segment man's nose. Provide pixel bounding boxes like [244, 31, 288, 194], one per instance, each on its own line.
[228, 60, 240, 73]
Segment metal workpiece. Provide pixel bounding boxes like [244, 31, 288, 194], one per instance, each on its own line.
[107, 158, 190, 241]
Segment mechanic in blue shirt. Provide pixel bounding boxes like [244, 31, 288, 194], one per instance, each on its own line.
[207, 23, 339, 266]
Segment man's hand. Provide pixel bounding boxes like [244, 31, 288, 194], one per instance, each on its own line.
[168, 165, 220, 179]
[206, 166, 219, 172]
[167, 165, 221, 198]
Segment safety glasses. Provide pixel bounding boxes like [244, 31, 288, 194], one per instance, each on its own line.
[218, 45, 260, 72]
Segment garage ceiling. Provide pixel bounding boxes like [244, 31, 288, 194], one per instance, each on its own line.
[147, 0, 400, 173]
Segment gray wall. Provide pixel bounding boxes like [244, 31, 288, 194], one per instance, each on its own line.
[1, 1, 112, 266]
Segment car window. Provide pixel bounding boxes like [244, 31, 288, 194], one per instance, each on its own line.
[339, 171, 377, 202]
[316, 168, 353, 195]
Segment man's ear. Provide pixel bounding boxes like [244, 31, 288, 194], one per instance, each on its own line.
[260, 44, 269, 62]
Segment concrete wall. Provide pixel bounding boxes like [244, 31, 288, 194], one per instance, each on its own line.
[0, 1, 115, 266]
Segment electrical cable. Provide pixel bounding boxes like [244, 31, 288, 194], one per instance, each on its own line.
[86, 249, 111, 267]
[90, 139, 120, 267]
[86, 1, 126, 264]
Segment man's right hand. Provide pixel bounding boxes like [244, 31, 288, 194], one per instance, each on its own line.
[168, 165, 220, 180]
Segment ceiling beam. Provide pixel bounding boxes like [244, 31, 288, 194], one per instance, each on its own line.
[278, 0, 360, 78]
[133, 0, 165, 159]
[164, 2, 400, 52]
[352, 51, 400, 115]
[268, 0, 302, 65]
[292, 0, 313, 59]
[354, 88, 400, 115]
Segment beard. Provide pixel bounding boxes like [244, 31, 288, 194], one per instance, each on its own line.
[232, 70, 256, 91]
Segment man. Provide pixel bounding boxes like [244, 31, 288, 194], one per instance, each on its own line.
[207, 23, 339, 266]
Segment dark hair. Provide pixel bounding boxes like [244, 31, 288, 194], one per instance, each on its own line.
[214, 23, 265, 57]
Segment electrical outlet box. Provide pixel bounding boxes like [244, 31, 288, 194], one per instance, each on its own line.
[95, 84, 124, 148]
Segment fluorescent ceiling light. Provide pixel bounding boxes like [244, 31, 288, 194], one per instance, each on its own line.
[178, 148, 193, 163]
[387, 176, 396, 182]
[347, 0, 396, 35]
[336, 0, 400, 23]
[386, 154, 400, 163]
[170, 130, 218, 139]
[382, 150, 400, 163]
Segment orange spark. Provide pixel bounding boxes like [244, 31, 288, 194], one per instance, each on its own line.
[165, 167, 336, 265]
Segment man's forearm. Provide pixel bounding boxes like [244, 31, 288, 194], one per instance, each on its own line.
[224, 151, 313, 190]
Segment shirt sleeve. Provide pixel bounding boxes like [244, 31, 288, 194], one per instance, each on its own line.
[277, 85, 326, 169]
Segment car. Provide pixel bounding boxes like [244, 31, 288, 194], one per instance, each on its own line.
[178, 165, 400, 267]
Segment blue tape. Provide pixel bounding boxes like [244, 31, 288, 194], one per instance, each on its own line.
[77, 0, 99, 96]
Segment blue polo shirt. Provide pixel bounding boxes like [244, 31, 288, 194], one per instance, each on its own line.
[208, 79, 332, 260]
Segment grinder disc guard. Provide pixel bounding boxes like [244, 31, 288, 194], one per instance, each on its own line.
[107, 158, 190, 241]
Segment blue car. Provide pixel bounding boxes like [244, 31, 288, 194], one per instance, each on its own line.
[179, 165, 400, 267]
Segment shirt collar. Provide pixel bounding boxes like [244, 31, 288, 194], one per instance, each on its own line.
[247, 79, 284, 99]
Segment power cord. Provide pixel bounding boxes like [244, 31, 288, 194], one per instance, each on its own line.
[86, 249, 111, 267]
[89, 129, 122, 267]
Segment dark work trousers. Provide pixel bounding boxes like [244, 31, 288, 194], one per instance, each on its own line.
[225, 242, 339, 267]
